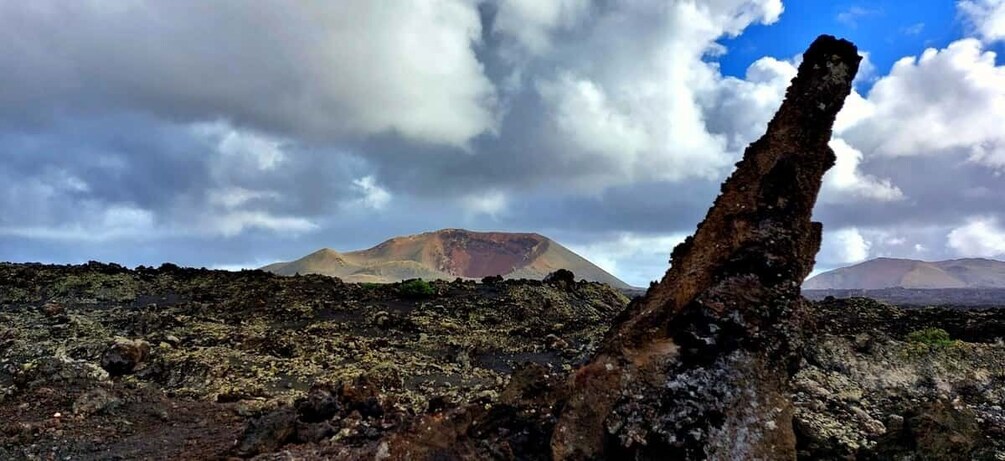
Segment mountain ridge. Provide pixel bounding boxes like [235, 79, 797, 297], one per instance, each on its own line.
[261, 228, 631, 288]
[804, 257, 1005, 289]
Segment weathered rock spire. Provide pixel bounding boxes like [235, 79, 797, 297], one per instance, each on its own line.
[552, 35, 861, 459]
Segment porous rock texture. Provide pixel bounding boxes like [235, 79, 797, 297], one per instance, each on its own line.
[551, 35, 861, 459]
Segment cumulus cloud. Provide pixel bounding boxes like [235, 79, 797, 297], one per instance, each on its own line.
[818, 228, 872, 266]
[195, 123, 288, 172]
[947, 217, 1005, 257]
[701, 56, 797, 152]
[568, 232, 688, 287]
[0, 0, 497, 146]
[841, 39, 1005, 170]
[352, 176, 392, 211]
[806, 27, 1005, 264]
[460, 190, 509, 218]
[820, 138, 903, 203]
[959, 0, 1005, 43]
[493, 0, 592, 54]
[197, 211, 317, 238]
[519, 0, 786, 187]
[535, 74, 652, 175]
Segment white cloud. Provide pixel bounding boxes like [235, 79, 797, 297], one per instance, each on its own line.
[820, 138, 903, 203]
[947, 216, 1005, 256]
[494, 0, 592, 54]
[525, 0, 787, 188]
[886, 237, 907, 246]
[536, 74, 651, 173]
[352, 176, 391, 210]
[0, 202, 315, 241]
[841, 39, 1005, 170]
[218, 130, 286, 171]
[193, 122, 290, 175]
[836, 6, 881, 28]
[902, 22, 926, 36]
[208, 188, 280, 209]
[0, 205, 156, 241]
[200, 211, 317, 237]
[0, 0, 497, 147]
[833, 89, 875, 133]
[959, 0, 1005, 43]
[701, 56, 798, 152]
[819, 228, 872, 265]
[568, 232, 688, 286]
[460, 190, 509, 217]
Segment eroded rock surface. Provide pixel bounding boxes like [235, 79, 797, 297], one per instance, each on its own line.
[552, 35, 861, 459]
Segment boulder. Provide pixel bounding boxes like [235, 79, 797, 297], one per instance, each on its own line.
[100, 339, 150, 376]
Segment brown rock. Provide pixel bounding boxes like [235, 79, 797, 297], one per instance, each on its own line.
[233, 406, 297, 457]
[297, 384, 341, 423]
[41, 302, 64, 317]
[544, 269, 576, 287]
[551, 35, 861, 460]
[338, 376, 384, 419]
[100, 339, 151, 376]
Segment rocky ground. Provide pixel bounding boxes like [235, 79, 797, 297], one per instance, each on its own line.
[1, 262, 1003, 459]
[805, 288, 1005, 308]
[0, 262, 625, 460]
[795, 297, 1005, 460]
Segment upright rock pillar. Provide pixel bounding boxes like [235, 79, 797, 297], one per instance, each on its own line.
[552, 35, 861, 460]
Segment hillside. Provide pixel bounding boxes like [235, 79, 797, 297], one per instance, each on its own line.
[804, 257, 1005, 289]
[261, 229, 631, 288]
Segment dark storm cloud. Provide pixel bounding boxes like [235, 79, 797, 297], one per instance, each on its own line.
[0, 114, 372, 240]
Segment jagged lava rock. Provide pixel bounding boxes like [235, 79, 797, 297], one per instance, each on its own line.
[552, 35, 861, 460]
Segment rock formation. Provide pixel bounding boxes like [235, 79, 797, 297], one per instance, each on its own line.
[551, 35, 861, 459]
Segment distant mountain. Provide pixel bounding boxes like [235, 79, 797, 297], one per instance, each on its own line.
[261, 229, 631, 288]
[804, 257, 1005, 290]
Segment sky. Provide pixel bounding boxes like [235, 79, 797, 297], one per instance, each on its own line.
[2, 0, 1005, 287]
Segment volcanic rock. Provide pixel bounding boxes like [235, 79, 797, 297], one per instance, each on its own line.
[234, 407, 298, 457]
[100, 339, 150, 376]
[544, 269, 576, 288]
[551, 35, 862, 459]
[40, 302, 63, 317]
[297, 384, 341, 423]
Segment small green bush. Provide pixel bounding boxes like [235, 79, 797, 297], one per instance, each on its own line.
[399, 279, 435, 298]
[907, 328, 954, 348]
[359, 282, 382, 290]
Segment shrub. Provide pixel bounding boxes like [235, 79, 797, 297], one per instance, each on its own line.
[907, 328, 955, 348]
[399, 279, 435, 298]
